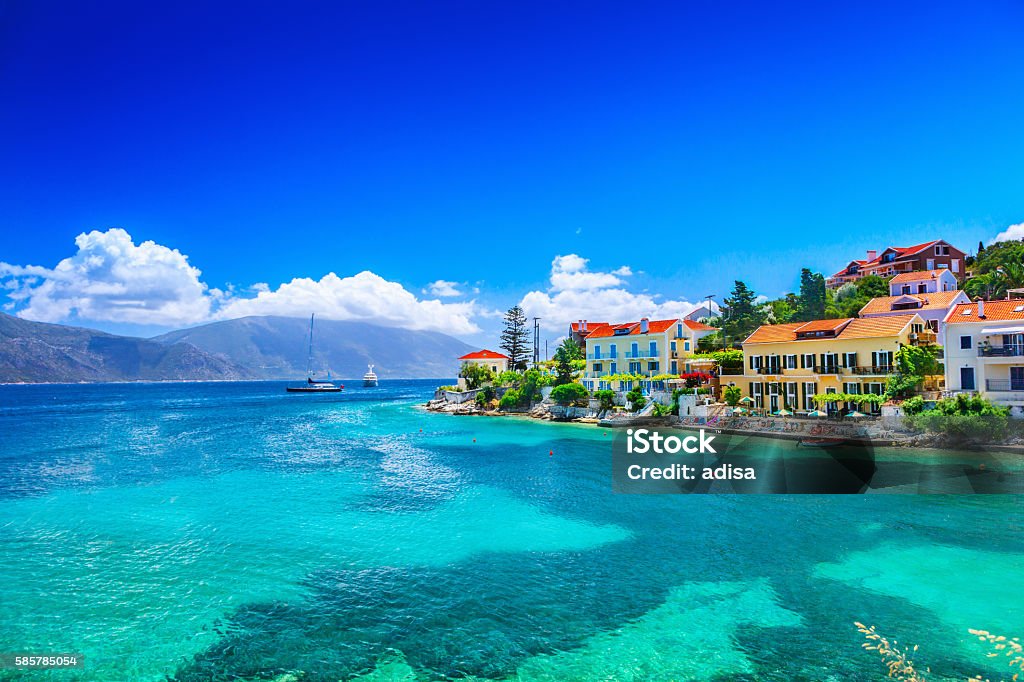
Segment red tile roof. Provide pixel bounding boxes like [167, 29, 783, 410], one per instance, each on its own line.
[458, 349, 509, 360]
[585, 318, 680, 338]
[889, 269, 951, 284]
[569, 321, 608, 336]
[683, 319, 718, 331]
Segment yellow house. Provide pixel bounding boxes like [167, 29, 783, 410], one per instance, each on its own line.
[581, 317, 717, 392]
[739, 314, 927, 413]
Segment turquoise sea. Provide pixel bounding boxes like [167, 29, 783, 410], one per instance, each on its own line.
[0, 380, 1022, 681]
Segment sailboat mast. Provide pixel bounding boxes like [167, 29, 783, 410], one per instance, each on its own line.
[307, 313, 315, 377]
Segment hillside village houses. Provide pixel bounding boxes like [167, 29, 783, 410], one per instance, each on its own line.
[450, 235, 1024, 420]
[943, 298, 1024, 416]
[826, 240, 966, 289]
[579, 317, 717, 393]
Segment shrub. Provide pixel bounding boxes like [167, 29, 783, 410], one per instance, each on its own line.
[475, 386, 495, 406]
[905, 394, 1011, 442]
[594, 389, 616, 411]
[495, 370, 523, 387]
[901, 395, 925, 415]
[626, 388, 647, 412]
[498, 389, 521, 410]
[550, 382, 589, 406]
[724, 385, 742, 406]
[680, 371, 713, 388]
[651, 402, 673, 417]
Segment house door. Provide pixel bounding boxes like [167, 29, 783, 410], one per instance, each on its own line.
[768, 384, 779, 412]
[960, 367, 975, 391]
[1012, 367, 1024, 391]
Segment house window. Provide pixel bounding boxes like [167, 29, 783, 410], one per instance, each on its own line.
[649, 341, 658, 356]
[670, 341, 676, 352]
[670, 361, 677, 374]
[631, 342, 639, 357]
[609, 344, 617, 358]
[902, 285, 911, 294]
[750, 382, 763, 408]
[784, 354, 797, 369]
[926, 258, 935, 270]
[952, 259, 960, 273]
[800, 353, 815, 369]
[684, 341, 690, 351]
[802, 382, 817, 410]
[629, 362, 641, 374]
[960, 335, 972, 350]
[593, 345, 601, 359]
[843, 352, 857, 368]
[609, 362, 617, 374]
[677, 323, 683, 338]
[917, 284, 927, 293]
[750, 355, 762, 371]
[912, 323, 923, 333]
[648, 361, 659, 372]
[593, 363, 603, 373]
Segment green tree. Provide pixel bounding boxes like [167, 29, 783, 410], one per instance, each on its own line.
[795, 269, 826, 321]
[625, 387, 647, 412]
[550, 382, 589, 406]
[722, 280, 765, 345]
[884, 345, 942, 399]
[499, 305, 531, 371]
[594, 389, 616, 411]
[553, 338, 583, 385]
[458, 362, 494, 390]
[724, 385, 742, 406]
[855, 274, 889, 300]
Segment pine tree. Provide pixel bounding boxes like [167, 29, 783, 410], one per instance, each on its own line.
[500, 305, 531, 371]
[553, 338, 583, 385]
[722, 280, 765, 345]
[795, 268, 826, 321]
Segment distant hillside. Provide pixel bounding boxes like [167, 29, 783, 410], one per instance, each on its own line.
[152, 316, 474, 379]
[0, 313, 251, 383]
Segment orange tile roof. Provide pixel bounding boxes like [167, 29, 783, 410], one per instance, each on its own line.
[744, 315, 918, 344]
[947, 300, 1024, 323]
[683, 319, 718, 331]
[860, 290, 965, 315]
[585, 318, 680, 338]
[459, 349, 509, 360]
[569, 321, 608, 336]
[889, 269, 950, 284]
[794, 319, 851, 333]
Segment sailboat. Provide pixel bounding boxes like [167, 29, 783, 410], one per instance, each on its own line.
[286, 314, 343, 393]
[362, 364, 378, 387]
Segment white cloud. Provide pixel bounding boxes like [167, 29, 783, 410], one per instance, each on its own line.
[990, 222, 1024, 244]
[0, 228, 485, 335]
[0, 228, 211, 325]
[427, 279, 462, 297]
[519, 254, 704, 332]
[217, 271, 482, 334]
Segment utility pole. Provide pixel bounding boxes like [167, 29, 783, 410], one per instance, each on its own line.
[545, 339, 548, 362]
[532, 317, 541, 367]
[704, 294, 715, 323]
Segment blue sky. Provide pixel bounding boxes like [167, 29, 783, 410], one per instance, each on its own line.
[1, 1, 1023, 345]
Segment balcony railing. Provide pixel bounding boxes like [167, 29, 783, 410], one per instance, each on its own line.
[979, 345, 1024, 358]
[586, 353, 618, 360]
[625, 350, 658, 358]
[985, 380, 1024, 392]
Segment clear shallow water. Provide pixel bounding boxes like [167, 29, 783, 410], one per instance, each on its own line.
[0, 381, 1021, 681]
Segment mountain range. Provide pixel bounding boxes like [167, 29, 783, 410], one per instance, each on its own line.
[0, 313, 473, 383]
[153, 316, 474, 379]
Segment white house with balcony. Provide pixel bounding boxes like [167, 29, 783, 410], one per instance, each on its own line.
[888, 269, 959, 296]
[943, 298, 1024, 415]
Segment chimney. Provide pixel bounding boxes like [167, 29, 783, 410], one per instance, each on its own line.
[867, 250, 878, 261]
[582, 319, 588, 332]
[975, 297, 985, 318]
[640, 317, 649, 333]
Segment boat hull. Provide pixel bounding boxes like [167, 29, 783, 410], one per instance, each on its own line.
[286, 386, 342, 393]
